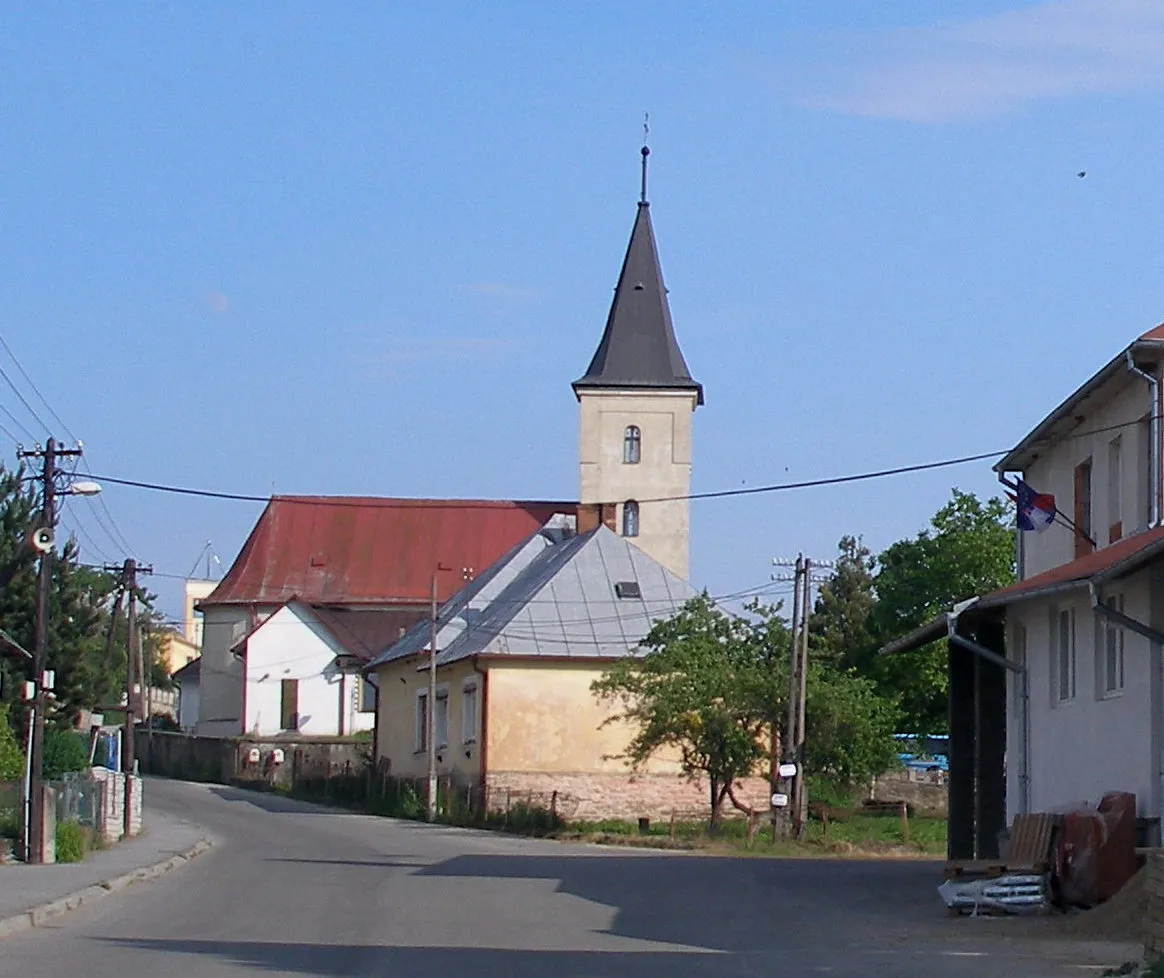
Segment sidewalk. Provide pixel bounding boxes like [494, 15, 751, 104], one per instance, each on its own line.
[0, 808, 212, 937]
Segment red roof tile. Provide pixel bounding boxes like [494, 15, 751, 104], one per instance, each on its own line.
[981, 525, 1164, 606]
[1141, 324, 1164, 341]
[202, 497, 575, 607]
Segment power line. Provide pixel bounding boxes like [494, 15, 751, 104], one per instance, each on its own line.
[85, 445, 1006, 509]
[0, 333, 78, 443]
[0, 362, 51, 439]
[0, 403, 35, 442]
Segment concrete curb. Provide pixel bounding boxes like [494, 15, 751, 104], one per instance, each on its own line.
[0, 836, 213, 940]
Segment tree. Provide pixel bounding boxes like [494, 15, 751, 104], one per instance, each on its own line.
[0, 712, 21, 781]
[591, 593, 901, 825]
[804, 663, 899, 789]
[591, 594, 784, 829]
[0, 464, 124, 728]
[873, 489, 1015, 734]
[808, 535, 878, 672]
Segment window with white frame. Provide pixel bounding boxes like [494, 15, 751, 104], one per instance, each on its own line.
[359, 677, 376, 713]
[623, 425, 641, 464]
[415, 690, 428, 752]
[622, 500, 640, 537]
[1053, 607, 1076, 703]
[462, 680, 478, 744]
[435, 688, 449, 748]
[1103, 594, 1126, 695]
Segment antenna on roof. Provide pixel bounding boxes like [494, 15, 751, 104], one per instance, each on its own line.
[640, 113, 650, 205]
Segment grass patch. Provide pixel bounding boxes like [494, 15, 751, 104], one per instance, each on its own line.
[55, 819, 88, 863]
[558, 812, 946, 857]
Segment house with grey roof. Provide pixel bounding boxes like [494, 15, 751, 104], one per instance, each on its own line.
[366, 517, 743, 821]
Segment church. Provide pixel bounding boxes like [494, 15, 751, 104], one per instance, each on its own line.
[194, 150, 758, 818]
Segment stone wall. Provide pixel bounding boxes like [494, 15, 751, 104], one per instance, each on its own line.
[869, 770, 948, 817]
[484, 770, 771, 823]
[1145, 851, 1164, 959]
[135, 728, 370, 794]
[88, 768, 143, 843]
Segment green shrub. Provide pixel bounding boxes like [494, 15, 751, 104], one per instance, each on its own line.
[55, 819, 87, 863]
[41, 728, 88, 780]
[0, 713, 22, 782]
[0, 808, 18, 839]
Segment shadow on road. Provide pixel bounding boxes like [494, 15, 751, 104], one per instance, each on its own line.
[98, 941, 733, 977]
[207, 785, 361, 816]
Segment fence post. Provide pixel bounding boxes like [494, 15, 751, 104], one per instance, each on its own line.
[899, 800, 910, 845]
[669, 809, 676, 839]
[551, 790, 558, 821]
[505, 789, 511, 827]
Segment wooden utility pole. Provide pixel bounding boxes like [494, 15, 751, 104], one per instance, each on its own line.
[774, 555, 803, 840]
[105, 557, 151, 839]
[18, 438, 82, 864]
[794, 558, 812, 837]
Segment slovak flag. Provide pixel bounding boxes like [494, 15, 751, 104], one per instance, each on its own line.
[1016, 479, 1056, 532]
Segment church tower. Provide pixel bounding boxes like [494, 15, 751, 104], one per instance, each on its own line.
[573, 145, 703, 580]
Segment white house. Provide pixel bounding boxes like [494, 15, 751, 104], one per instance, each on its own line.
[885, 324, 1164, 859]
[231, 600, 400, 737]
[173, 657, 200, 732]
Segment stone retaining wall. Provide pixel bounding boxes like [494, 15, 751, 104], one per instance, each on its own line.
[1145, 852, 1164, 958]
[869, 771, 948, 817]
[484, 770, 771, 823]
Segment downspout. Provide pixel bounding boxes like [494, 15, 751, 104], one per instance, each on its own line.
[1126, 350, 1160, 528]
[472, 657, 489, 816]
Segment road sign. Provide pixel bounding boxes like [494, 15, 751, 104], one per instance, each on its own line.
[771, 792, 789, 808]
[778, 762, 798, 778]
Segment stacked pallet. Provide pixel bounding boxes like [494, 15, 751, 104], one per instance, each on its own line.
[940, 813, 1058, 916]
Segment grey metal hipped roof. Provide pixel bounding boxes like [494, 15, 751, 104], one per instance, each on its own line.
[366, 519, 697, 669]
[572, 202, 704, 404]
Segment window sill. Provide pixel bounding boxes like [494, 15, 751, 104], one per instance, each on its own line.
[1100, 689, 1125, 701]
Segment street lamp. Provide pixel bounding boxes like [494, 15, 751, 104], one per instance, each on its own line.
[17, 438, 96, 863]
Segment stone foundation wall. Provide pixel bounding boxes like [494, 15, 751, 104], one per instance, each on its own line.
[869, 771, 948, 817]
[484, 770, 772, 823]
[1145, 851, 1164, 958]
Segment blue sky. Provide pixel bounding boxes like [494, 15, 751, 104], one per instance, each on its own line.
[3, 1, 1164, 624]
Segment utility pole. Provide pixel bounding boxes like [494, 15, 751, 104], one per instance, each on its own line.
[105, 557, 151, 839]
[794, 558, 812, 837]
[774, 555, 803, 840]
[18, 438, 82, 864]
[771, 553, 835, 841]
[427, 567, 439, 822]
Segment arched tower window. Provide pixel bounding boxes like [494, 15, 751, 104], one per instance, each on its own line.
[623, 425, 641, 464]
[622, 500, 640, 537]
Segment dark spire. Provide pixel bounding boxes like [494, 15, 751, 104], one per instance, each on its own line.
[573, 149, 703, 405]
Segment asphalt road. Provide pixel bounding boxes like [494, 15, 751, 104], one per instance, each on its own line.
[0, 779, 1137, 976]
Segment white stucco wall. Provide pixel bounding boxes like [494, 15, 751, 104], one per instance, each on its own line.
[177, 680, 200, 731]
[196, 605, 252, 737]
[1007, 571, 1159, 820]
[578, 388, 697, 580]
[1022, 370, 1157, 578]
[242, 603, 373, 737]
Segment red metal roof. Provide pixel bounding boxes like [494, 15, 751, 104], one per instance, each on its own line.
[981, 525, 1164, 607]
[312, 606, 424, 661]
[202, 497, 576, 608]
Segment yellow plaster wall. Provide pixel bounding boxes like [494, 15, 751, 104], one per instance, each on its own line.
[485, 660, 684, 775]
[373, 657, 484, 782]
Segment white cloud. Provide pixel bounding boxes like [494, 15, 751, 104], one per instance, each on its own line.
[795, 0, 1164, 122]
